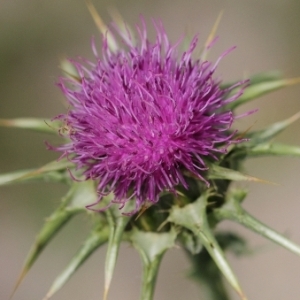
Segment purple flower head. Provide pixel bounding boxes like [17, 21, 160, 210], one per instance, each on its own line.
[56, 19, 248, 214]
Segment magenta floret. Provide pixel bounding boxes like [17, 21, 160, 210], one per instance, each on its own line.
[56, 20, 247, 214]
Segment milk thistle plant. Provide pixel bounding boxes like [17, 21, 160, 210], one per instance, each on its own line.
[2, 9, 300, 300]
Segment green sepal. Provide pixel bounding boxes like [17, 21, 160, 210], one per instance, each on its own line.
[167, 192, 247, 300]
[43, 218, 109, 300]
[0, 159, 73, 186]
[179, 230, 203, 255]
[103, 200, 133, 300]
[208, 164, 269, 184]
[226, 78, 300, 110]
[213, 189, 300, 256]
[0, 118, 61, 134]
[60, 59, 80, 81]
[130, 227, 177, 300]
[11, 181, 97, 296]
[244, 142, 300, 157]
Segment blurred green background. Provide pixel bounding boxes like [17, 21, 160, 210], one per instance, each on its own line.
[1, 1, 300, 299]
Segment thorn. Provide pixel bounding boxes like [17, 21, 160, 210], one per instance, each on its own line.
[287, 111, 300, 124]
[135, 203, 150, 221]
[103, 285, 109, 300]
[42, 294, 50, 300]
[234, 121, 257, 140]
[107, 6, 123, 24]
[201, 11, 223, 60]
[204, 10, 223, 49]
[86, 1, 118, 52]
[157, 220, 168, 232]
[0, 119, 12, 126]
[9, 268, 28, 300]
[86, 0, 108, 35]
[246, 175, 279, 186]
[285, 77, 300, 86]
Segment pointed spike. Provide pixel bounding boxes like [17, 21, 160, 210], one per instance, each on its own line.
[247, 111, 300, 145]
[107, 6, 124, 25]
[86, 1, 118, 52]
[201, 11, 223, 60]
[221, 70, 282, 90]
[9, 269, 27, 300]
[227, 78, 300, 110]
[86, 0, 108, 34]
[0, 169, 38, 186]
[0, 118, 61, 134]
[208, 164, 276, 185]
[10, 159, 73, 184]
[103, 221, 127, 300]
[247, 70, 282, 85]
[196, 230, 247, 300]
[103, 203, 133, 299]
[236, 211, 300, 256]
[0, 168, 68, 186]
[9, 184, 90, 297]
[186, 249, 231, 300]
[10, 207, 79, 298]
[108, 7, 136, 47]
[3, 159, 73, 186]
[214, 189, 300, 257]
[43, 222, 109, 300]
[167, 193, 247, 300]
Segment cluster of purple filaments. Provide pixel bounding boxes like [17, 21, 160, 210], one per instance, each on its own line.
[56, 20, 248, 214]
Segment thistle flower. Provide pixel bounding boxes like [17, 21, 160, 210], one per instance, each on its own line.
[2, 12, 300, 300]
[56, 19, 247, 213]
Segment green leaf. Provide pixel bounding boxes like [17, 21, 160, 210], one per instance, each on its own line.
[0, 118, 61, 134]
[167, 192, 247, 300]
[43, 219, 109, 300]
[213, 189, 300, 257]
[226, 78, 300, 110]
[130, 228, 177, 300]
[0, 159, 73, 186]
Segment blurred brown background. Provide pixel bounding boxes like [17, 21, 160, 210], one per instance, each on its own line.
[1, 1, 300, 299]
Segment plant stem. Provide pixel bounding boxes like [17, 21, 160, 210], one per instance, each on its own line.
[140, 255, 162, 300]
